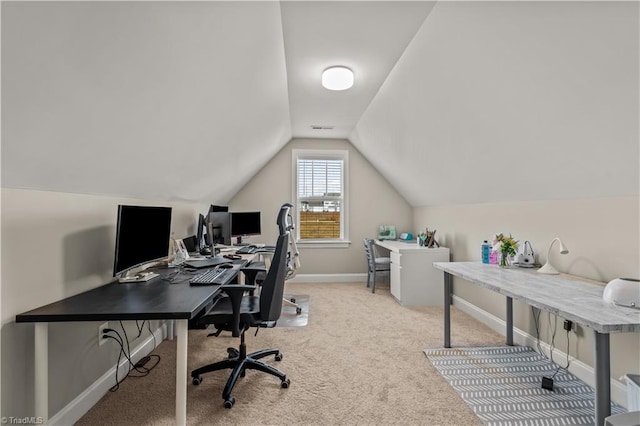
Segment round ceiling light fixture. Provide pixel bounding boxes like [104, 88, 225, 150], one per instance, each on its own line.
[321, 66, 354, 91]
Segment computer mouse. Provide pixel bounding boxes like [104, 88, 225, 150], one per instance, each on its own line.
[219, 263, 234, 269]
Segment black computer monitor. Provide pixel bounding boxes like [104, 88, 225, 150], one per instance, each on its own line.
[230, 211, 261, 244]
[196, 213, 206, 249]
[113, 205, 172, 278]
[208, 204, 228, 213]
[207, 211, 231, 246]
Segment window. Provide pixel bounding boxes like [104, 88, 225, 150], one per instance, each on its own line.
[292, 149, 349, 247]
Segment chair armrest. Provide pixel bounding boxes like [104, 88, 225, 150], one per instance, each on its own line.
[240, 262, 266, 273]
[220, 285, 257, 336]
[240, 264, 267, 285]
[221, 284, 257, 293]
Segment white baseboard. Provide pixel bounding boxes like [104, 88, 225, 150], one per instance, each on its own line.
[287, 273, 367, 283]
[451, 295, 628, 409]
[48, 323, 168, 425]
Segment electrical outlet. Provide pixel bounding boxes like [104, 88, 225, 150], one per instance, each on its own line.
[98, 322, 109, 346]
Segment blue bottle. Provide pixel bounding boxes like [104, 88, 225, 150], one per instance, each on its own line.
[481, 241, 491, 264]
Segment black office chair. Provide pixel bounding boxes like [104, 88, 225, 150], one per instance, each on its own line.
[190, 232, 290, 408]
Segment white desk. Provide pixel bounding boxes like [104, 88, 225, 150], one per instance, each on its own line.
[375, 240, 449, 306]
[434, 261, 640, 426]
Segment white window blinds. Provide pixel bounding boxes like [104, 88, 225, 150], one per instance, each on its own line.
[297, 159, 343, 198]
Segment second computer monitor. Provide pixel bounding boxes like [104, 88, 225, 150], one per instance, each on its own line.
[230, 211, 261, 245]
[208, 211, 231, 246]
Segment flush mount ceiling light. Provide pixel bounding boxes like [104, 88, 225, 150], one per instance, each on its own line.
[322, 66, 354, 91]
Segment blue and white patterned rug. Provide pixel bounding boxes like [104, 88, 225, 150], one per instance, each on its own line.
[424, 345, 625, 425]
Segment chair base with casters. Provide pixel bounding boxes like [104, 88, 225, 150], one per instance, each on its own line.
[283, 296, 301, 314]
[191, 324, 290, 408]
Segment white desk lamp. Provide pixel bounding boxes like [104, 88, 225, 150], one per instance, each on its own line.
[537, 237, 569, 275]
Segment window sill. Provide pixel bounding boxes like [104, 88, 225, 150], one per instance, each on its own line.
[296, 240, 351, 249]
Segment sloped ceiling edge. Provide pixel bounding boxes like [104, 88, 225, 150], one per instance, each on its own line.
[351, 1, 639, 207]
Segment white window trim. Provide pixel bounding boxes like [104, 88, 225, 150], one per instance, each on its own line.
[292, 149, 350, 248]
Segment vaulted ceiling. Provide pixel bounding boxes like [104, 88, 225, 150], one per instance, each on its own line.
[2, 1, 638, 207]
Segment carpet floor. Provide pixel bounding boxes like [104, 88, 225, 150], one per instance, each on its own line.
[77, 282, 504, 426]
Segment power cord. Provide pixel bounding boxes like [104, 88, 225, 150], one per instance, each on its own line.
[159, 264, 199, 284]
[120, 319, 160, 367]
[102, 325, 161, 392]
[531, 307, 571, 391]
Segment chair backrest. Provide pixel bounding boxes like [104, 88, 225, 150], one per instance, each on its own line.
[259, 232, 289, 322]
[363, 238, 376, 271]
[277, 203, 300, 280]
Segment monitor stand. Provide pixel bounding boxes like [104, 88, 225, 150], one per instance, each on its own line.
[118, 271, 159, 283]
[234, 236, 249, 246]
[204, 223, 234, 265]
[206, 256, 229, 265]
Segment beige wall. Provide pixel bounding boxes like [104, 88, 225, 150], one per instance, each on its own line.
[229, 138, 413, 275]
[414, 196, 640, 380]
[1, 188, 201, 418]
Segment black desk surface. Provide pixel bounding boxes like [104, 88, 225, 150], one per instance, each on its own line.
[16, 268, 225, 323]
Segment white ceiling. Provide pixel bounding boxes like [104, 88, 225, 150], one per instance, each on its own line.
[281, 1, 435, 138]
[2, 1, 638, 207]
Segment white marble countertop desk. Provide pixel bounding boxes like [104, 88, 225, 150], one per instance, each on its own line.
[433, 261, 640, 333]
[433, 261, 640, 426]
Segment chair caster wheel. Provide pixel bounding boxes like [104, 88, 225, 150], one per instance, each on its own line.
[275, 352, 283, 361]
[224, 397, 235, 409]
[227, 348, 239, 359]
[192, 376, 202, 386]
[281, 378, 290, 388]
[296, 307, 302, 315]
[290, 297, 296, 303]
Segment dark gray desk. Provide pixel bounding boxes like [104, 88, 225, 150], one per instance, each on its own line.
[15, 267, 232, 426]
[434, 262, 640, 426]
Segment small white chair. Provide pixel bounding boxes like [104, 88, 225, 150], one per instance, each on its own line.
[363, 238, 391, 293]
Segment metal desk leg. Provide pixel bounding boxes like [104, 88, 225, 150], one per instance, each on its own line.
[176, 319, 188, 426]
[35, 323, 48, 422]
[444, 272, 452, 348]
[506, 297, 513, 346]
[594, 331, 611, 426]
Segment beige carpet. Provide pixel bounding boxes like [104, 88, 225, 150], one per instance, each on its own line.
[77, 282, 503, 426]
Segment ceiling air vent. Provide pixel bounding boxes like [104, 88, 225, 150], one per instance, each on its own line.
[310, 125, 335, 130]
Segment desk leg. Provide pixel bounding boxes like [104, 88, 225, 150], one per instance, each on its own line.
[444, 272, 452, 348]
[594, 331, 611, 426]
[34, 323, 48, 421]
[176, 319, 188, 426]
[167, 320, 174, 341]
[505, 297, 513, 346]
